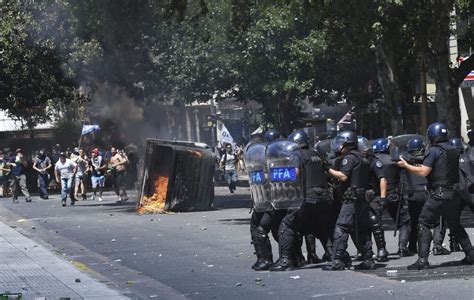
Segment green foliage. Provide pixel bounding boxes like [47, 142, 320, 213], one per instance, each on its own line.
[0, 0, 472, 134]
[0, 0, 77, 128]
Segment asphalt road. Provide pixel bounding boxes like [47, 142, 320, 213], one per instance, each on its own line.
[0, 187, 474, 299]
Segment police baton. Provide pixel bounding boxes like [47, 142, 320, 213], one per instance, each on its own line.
[352, 188, 360, 251]
[393, 198, 402, 237]
[393, 182, 404, 237]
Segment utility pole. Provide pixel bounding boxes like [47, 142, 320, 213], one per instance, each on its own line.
[210, 96, 218, 152]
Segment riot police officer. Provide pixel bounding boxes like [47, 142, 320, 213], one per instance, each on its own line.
[270, 130, 333, 271]
[403, 137, 450, 255]
[248, 130, 282, 271]
[358, 136, 389, 262]
[372, 138, 412, 257]
[398, 123, 474, 269]
[324, 131, 375, 270]
[446, 137, 467, 252]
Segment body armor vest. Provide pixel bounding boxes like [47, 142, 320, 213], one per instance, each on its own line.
[429, 143, 460, 188]
[378, 153, 400, 192]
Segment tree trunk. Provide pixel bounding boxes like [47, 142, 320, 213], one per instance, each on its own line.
[278, 90, 294, 136]
[374, 43, 406, 136]
[422, 27, 461, 136]
[432, 71, 461, 136]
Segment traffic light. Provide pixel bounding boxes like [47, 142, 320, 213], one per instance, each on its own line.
[206, 115, 217, 128]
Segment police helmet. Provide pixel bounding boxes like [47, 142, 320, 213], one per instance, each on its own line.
[372, 138, 390, 154]
[407, 138, 426, 156]
[449, 137, 464, 151]
[426, 122, 449, 144]
[288, 130, 309, 147]
[330, 136, 344, 155]
[357, 136, 372, 154]
[264, 129, 281, 142]
[338, 131, 358, 145]
[407, 138, 425, 153]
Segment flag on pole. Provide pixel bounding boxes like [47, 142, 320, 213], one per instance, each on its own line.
[458, 56, 474, 81]
[216, 121, 235, 147]
[81, 124, 100, 136]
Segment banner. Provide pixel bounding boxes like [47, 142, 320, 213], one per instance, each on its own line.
[81, 124, 100, 136]
[216, 121, 234, 146]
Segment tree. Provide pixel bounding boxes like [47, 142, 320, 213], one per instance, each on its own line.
[407, 0, 473, 135]
[0, 0, 78, 128]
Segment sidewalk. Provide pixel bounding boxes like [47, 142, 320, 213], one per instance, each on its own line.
[0, 221, 127, 300]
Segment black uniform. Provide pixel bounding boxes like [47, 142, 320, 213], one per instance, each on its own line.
[403, 169, 448, 254]
[250, 210, 287, 269]
[374, 153, 411, 254]
[273, 147, 333, 270]
[366, 154, 388, 260]
[413, 142, 474, 266]
[327, 149, 373, 269]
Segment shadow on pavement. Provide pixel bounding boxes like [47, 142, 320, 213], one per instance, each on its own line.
[217, 217, 251, 225]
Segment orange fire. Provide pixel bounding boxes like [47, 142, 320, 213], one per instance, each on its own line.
[187, 150, 203, 157]
[137, 175, 169, 215]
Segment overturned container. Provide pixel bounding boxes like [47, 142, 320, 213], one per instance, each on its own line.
[137, 139, 215, 214]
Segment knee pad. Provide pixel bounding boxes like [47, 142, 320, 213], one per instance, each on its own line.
[417, 223, 432, 242]
[369, 214, 379, 225]
[256, 226, 267, 238]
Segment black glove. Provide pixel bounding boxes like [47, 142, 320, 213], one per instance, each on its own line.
[322, 160, 331, 172]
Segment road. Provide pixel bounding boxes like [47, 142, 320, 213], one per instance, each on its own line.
[0, 187, 473, 299]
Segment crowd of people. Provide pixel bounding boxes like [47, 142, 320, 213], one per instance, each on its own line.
[0, 145, 134, 206]
[246, 124, 474, 272]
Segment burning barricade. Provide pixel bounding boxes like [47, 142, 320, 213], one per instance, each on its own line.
[137, 139, 215, 214]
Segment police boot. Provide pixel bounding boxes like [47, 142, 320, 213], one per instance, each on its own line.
[323, 252, 351, 271]
[432, 245, 450, 255]
[269, 256, 294, 272]
[398, 224, 413, 257]
[293, 236, 306, 268]
[253, 227, 273, 271]
[407, 258, 430, 270]
[322, 240, 333, 262]
[461, 249, 474, 265]
[355, 259, 375, 270]
[369, 213, 388, 262]
[250, 241, 262, 270]
[449, 234, 462, 252]
[398, 225, 414, 257]
[417, 224, 432, 257]
[305, 235, 320, 264]
[457, 237, 474, 265]
[293, 249, 307, 268]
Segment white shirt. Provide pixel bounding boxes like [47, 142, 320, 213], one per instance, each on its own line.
[55, 159, 76, 179]
[220, 153, 237, 171]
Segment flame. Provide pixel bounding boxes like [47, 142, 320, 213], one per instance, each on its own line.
[187, 150, 203, 157]
[137, 175, 169, 215]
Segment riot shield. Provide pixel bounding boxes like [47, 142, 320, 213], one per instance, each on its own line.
[315, 139, 333, 158]
[389, 134, 428, 162]
[459, 148, 474, 208]
[245, 142, 272, 212]
[266, 140, 304, 210]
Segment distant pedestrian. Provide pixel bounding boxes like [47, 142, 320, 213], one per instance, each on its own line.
[55, 152, 77, 207]
[219, 143, 239, 194]
[88, 148, 106, 201]
[0, 151, 11, 197]
[109, 147, 129, 202]
[8, 148, 31, 203]
[71, 148, 89, 201]
[33, 149, 52, 199]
